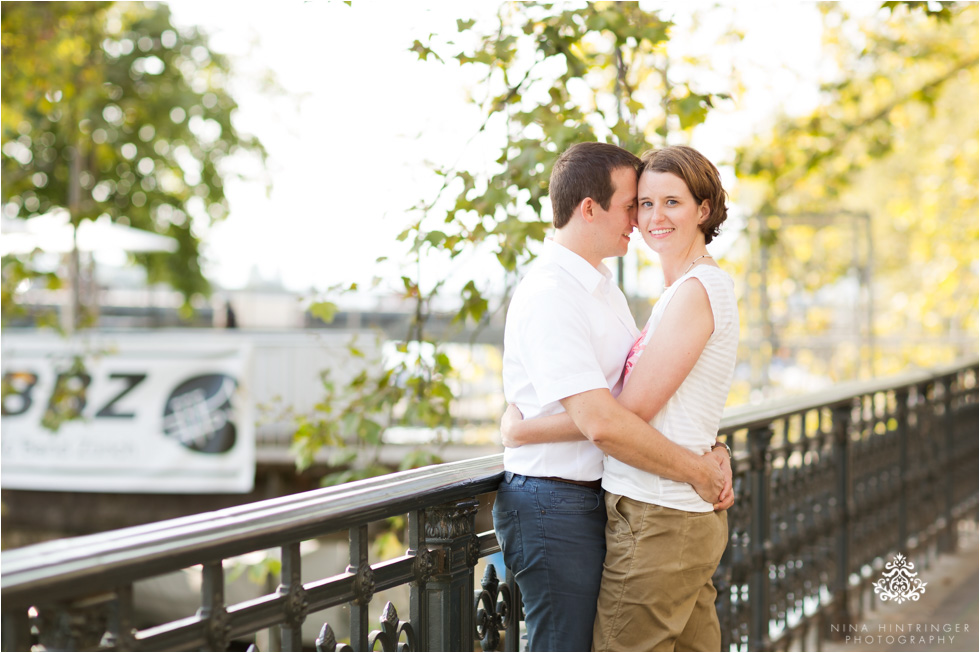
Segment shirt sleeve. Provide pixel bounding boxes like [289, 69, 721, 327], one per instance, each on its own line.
[512, 283, 609, 406]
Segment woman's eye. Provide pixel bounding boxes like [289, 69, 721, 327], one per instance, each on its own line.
[640, 201, 652, 208]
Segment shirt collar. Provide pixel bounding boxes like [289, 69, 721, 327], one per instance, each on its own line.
[541, 239, 614, 294]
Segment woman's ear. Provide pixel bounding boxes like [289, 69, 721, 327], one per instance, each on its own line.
[698, 200, 711, 224]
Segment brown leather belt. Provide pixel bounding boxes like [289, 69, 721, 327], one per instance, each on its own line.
[542, 476, 602, 491]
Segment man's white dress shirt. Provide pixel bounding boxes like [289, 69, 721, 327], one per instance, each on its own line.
[502, 239, 640, 481]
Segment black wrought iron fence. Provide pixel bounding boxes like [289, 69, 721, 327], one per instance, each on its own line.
[2, 358, 976, 652]
[715, 358, 979, 651]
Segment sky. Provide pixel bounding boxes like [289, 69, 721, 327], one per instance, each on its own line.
[165, 0, 830, 298]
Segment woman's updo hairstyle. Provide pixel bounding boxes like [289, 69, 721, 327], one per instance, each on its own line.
[640, 146, 728, 244]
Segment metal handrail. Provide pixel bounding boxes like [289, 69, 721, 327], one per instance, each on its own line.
[2, 357, 977, 652]
[719, 359, 974, 430]
[2, 455, 503, 606]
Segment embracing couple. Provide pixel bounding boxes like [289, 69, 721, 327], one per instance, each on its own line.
[493, 142, 739, 652]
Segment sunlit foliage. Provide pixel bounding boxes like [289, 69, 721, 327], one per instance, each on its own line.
[735, 2, 978, 388]
[402, 2, 734, 316]
[1, 1, 265, 319]
[303, 2, 738, 482]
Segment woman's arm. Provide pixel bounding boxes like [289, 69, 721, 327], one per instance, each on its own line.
[500, 277, 714, 448]
[622, 277, 734, 510]
[616, 278, 713, 421]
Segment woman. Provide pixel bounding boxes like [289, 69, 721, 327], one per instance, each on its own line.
[501, 145, 738, 651]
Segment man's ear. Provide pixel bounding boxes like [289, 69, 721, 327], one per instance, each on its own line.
[580, 197, 596, 223]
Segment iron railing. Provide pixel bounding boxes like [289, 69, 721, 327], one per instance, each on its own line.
[2, 358, 977, 652]
[715, 358, 978, 650]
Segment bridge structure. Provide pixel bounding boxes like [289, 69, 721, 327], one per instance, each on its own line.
[2, 358, 977, 652]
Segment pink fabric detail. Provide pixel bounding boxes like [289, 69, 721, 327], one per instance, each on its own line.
[623, 325, 649, 385]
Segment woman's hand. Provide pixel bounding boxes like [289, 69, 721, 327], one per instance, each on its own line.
[691, 454, 727, 506]
[500, 404, 525, 448]
[708, 446, 734, 510]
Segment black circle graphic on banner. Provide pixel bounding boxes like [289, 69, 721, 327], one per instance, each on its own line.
[162, 374, 238, 454]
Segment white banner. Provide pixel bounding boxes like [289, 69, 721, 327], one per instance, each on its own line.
[1, 335, 255, 493]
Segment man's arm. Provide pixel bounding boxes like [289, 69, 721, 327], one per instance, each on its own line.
[500, 402, 733, 510]
[503, 278, 734, 508]
[503, 280, 714, 446]
[559, 388, 726, 504]
[500, 405, 583, 447]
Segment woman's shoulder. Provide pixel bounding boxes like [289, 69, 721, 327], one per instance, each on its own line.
[684, 266, 737, 330]
[687, 265, 734, 297]
[688, 263, 732, 283]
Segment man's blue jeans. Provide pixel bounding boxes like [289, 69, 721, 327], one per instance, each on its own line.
[492, 472, 606, 652]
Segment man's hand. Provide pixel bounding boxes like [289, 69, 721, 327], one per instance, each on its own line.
[500, 404, 524, 448]
[707, 446, 734, 511]
[691, 453, 727, 507]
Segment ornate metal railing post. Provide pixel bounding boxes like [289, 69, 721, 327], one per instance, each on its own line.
[939, 374, 957, 553]
[347, 525, 374, 651]
[503, 568, 523, 652]
[408, 508, 435, 652]
[279, 542, 308, 651]
[895, 387, 910, 552]
[198, 561, 231, 652]
[748, 424, 773, 652]
[28, 598, 108, 650]
[713, 523, 735, 652]
[100, 585, 136, 651]
[829, 402, 854, 633]
[1, 607, 32, 652]
[416, 499, 480, 651]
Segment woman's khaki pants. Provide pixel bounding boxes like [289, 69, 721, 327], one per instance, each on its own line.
[593, 494, 728, 652]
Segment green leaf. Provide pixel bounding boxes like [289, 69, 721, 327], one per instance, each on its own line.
[674, 93, 710, 130]
[327, 448, 358, 467]
[360, 419, 383, 445]
[409, 39, 444, 63]
[309, 301, 338, 324]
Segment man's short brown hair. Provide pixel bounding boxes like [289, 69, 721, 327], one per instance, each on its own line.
[549, 142, 641, 229]
[640, 145, 728, 244]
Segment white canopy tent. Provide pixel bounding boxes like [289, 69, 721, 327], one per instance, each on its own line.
[1, 210, 180, 330]
[1, 211, 178, 256]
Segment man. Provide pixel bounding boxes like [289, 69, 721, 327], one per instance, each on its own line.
[492, 142, 733, 652]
